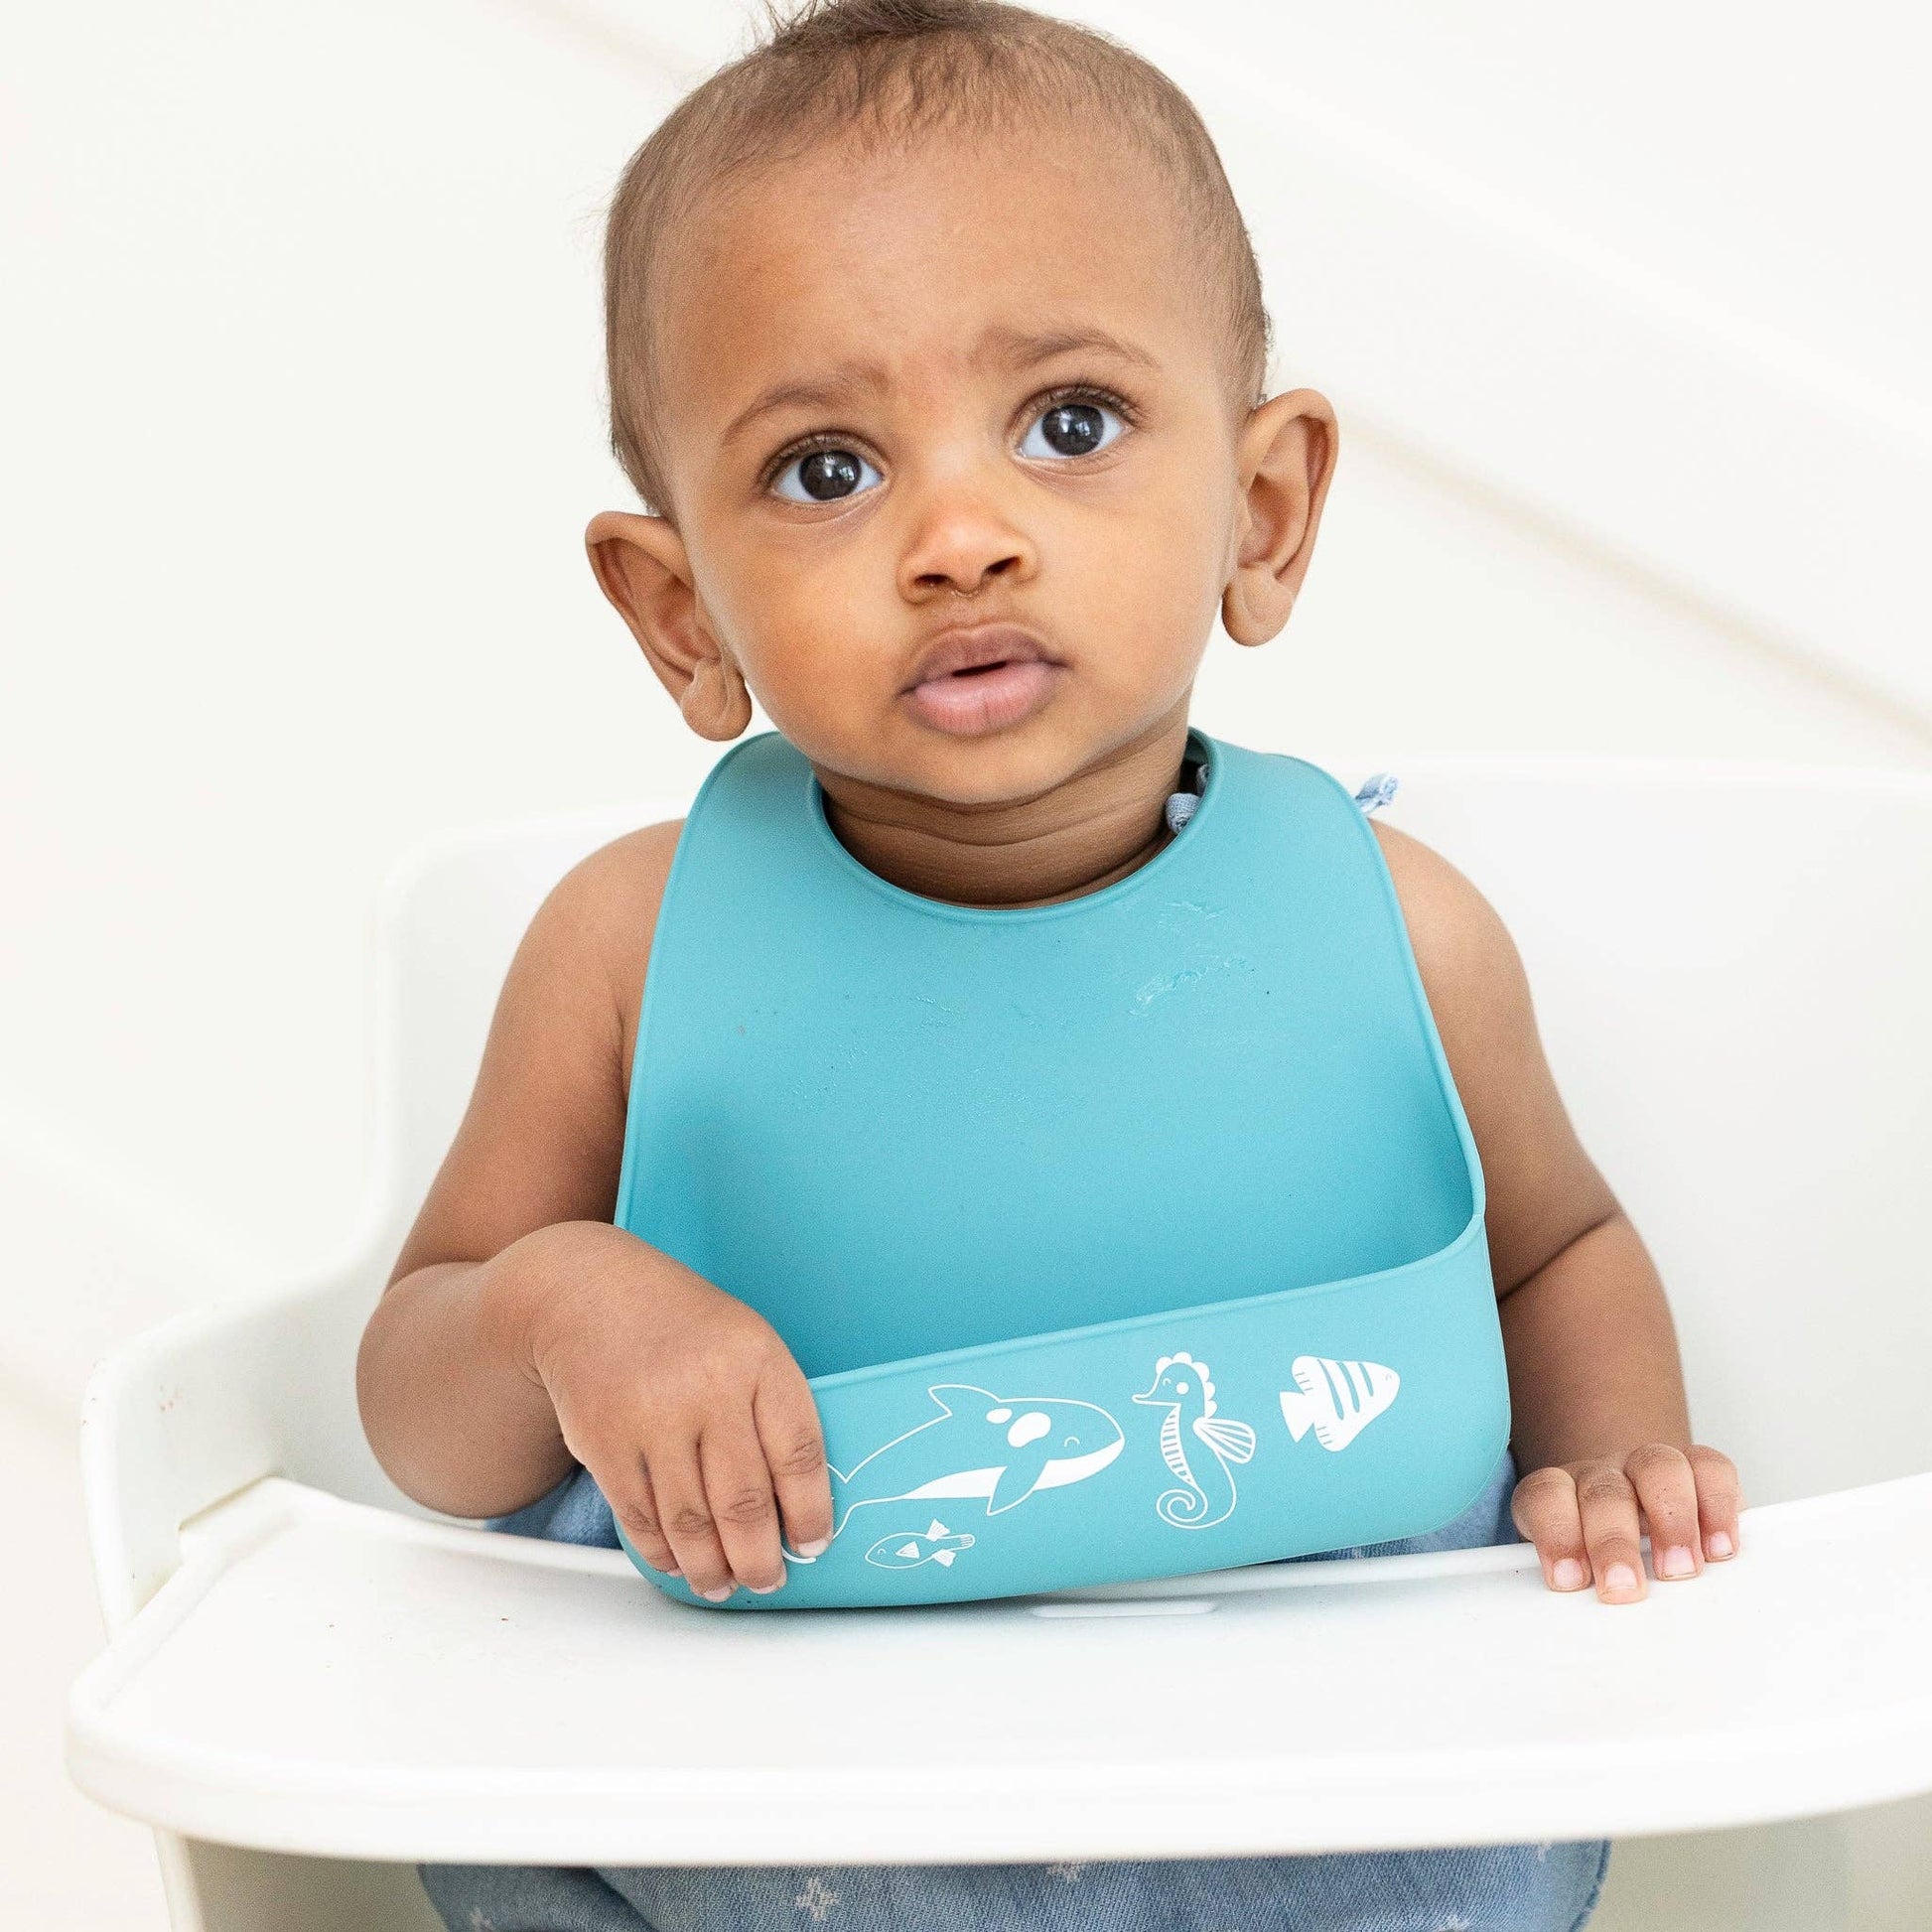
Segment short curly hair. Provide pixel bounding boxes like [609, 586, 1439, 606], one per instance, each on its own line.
[603, 0, 1272, 518]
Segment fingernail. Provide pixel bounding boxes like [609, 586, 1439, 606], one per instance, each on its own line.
[1707, 1530, 1734, 1559]
[1553, 1557, 1587, 1590]
[796, 1537, 830, 1558]
[1658, 1544, 1696, 1579]
[1604, 1562, 1639, 1593]
[699, 1586, 733, 1602]
[751, 1581, 784, 1594]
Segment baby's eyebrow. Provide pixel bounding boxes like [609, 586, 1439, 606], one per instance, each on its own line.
[979, 323, 1160, 375]
[724, 364, 891, 448]
[721, 323, 1159, 449]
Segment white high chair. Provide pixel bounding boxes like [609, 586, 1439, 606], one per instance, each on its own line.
[67, 757, 1932, 1932]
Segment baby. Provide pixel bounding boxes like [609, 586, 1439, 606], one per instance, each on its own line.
[358, 0, 1740, 1925]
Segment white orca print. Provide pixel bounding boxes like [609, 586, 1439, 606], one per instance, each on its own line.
[786, 1385, 1126, 1558]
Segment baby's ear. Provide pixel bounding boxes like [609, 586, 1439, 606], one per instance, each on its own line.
[585, 511, 752, 742]
[1221, 389, 1339, 648]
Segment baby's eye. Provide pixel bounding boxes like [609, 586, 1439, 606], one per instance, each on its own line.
[770, 445, 883, 504]
[1019, 396, 1126, 462]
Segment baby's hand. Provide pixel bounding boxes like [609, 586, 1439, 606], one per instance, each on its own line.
[1510, 1445, 1742, 1604]
[523, 1230, 833, 1600]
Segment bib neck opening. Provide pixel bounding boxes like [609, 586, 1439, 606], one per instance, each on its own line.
[805, 729, 1222, 924]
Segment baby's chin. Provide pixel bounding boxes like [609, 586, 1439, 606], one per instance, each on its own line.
[806, 706, 1110, 812]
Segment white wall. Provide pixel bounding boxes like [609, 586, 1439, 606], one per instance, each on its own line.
[5, 0, 1930, 1400]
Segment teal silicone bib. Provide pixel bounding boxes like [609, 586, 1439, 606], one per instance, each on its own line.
[613, 728, 1509, 1608]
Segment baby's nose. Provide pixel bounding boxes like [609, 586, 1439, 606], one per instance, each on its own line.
[911, 550, 1025, 596]
[897, 488, 1037, 599]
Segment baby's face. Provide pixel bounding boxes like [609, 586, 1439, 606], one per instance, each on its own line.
[634, 124, 1298, 804]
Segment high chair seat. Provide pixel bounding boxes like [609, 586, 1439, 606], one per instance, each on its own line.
[67, 756, 1932, 1929]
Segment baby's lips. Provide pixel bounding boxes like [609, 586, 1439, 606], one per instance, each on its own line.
[900, 657, 1063, 736]
[900, 621, 1056, 687]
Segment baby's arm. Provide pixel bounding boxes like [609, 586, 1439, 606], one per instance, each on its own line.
[355, 827, 834, 1598]
[1372, 820, 1743, 1603]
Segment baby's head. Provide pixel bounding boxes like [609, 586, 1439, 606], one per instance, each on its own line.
[587, 0, 1335, 810]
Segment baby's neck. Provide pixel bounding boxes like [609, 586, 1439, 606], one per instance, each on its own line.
[813, 708, 1194, 910]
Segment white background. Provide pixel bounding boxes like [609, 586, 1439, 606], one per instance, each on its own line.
[5, 1, 1930, 1921]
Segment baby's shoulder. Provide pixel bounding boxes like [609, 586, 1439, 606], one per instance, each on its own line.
[566, 816, 685, 913]
[1364, 817, 1532, 1037]
[540, 817, 685, 1089]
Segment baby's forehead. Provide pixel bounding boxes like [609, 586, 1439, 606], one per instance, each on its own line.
[603, 26, 1268, 515]
[656, 121, 1222, 416]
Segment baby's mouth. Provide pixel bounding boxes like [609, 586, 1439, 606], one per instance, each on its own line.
[901, 622, 1057, 689]
[899, 622, 1065, 736]
[901, 655, 1064, 737]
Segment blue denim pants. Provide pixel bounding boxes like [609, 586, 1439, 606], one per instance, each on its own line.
[421, 1449, 1609, 1930]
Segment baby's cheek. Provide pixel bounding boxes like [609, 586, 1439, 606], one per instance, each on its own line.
[1096, 501, 1235, 653]
[703, 564, 877, 726]
[1083, 562, 1222, 704]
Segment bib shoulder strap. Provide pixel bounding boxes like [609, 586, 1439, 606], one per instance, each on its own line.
[1353, 771, 1401, 815]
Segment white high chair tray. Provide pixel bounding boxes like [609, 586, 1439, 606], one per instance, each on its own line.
[68, 1466, 1932, 1866]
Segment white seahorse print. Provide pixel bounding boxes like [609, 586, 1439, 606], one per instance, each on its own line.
[1133, 1352, 1257, 1528]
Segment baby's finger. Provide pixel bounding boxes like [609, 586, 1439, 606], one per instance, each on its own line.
[605, 1452, 679, 1577]
[1624, 1443, 1702, 1582]
[1575, 1459, 1646, 1602]
[697, 1425, 788, 1595]
[754, 1361, 833, 1560]
[1687, 1443, 1744, 1561]
[644, 1433, 738, 1601]
[1509, 1463, 1591, 1591]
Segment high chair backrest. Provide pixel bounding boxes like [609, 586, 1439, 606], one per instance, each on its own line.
[80, 800, 681, 1630]
[79, 760, 1932, 1632]
[1392, 758, 1932, 1510]
[372, 804, 683, 1254]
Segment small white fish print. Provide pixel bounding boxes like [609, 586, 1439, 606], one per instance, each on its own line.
[1279, 1355, 1400, 1451]
[862, 1519, 977, 1570]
